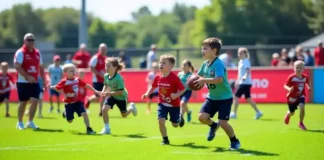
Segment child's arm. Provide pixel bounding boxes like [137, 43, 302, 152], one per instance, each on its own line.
[171, 88, 186, 100]
[142, 86, 156, 99]
[49, 85, 60, 92]
[85, 84, 100, 95]
[106, 90, 124, 96]
[171, 77, 186, 100]
[284, 84, 293, 93]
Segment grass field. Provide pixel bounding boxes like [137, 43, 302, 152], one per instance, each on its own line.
[0, 103, 324, 160]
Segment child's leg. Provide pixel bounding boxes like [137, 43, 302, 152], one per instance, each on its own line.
[38, 99, 43, 117]
[170, 107, 181, 128]
[232, 96, 240, 114]
[120, 100, 134, 118]
[157, 104, 169, 144]
[81, 112, 90, 127]
[102, 105, 111, 126]
[299, 103, 305, 123]
[5, 99, 9, 114]
[147, 99, 152, 112]
[159, 118, 168, 137]
[180, 101, 187, 115]
[57, 95, 61, 111]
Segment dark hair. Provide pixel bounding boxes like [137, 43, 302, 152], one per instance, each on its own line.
[202, 37, 222, 55]
[160, 54, 176, 66]
[182, 59, 194, 73]
[105, 57, 125, 72]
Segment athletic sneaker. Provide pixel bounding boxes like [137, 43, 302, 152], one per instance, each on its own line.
[99, 128, 111, 135]
[5, 113, 10, 118]
[48, 106, 54, 113]
[179, 114, 185, 127]
[207, 122, 219, 141]
[26, 121, 39, 130]
[284, 113, 290, 125]
[230, 112, 237, 119]
[254, 112, 263, 120]
[161, 140, 170, 145]
[57, 109, 61, 113]
[299, 122, 307, 130]
[130, 102, 137, 116]
[230, 140, 241, 150]
[187, 110, 192, 123]
[86, 127, 96, 134]
[16, 122, 25, 130]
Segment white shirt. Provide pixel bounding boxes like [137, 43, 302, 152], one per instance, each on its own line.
[238, 58, 252, 85]
[146, 51, 156, 69]
[14, 49, 43, 83]
[219, 53, 237, 68]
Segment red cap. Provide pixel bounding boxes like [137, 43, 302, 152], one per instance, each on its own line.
[53, 55, 61, 61]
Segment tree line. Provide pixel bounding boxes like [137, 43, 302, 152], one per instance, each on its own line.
[0, 0, 323, 49]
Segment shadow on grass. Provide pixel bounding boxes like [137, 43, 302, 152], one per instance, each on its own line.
[213, 147, 279, 156]
[5, 116, 57, 120]
[112, 133, 148, 139]
[190, 122, 204, 125]
[34, 128, 64, 133]
[69, 130, 102, 136]
[307, 129, 324, 134]
[170, 142, 210, 149]
[257, 118, 278, 122]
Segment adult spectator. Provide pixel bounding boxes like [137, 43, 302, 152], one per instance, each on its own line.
[14, 33, 45, 130]
[146, 44, 157, 69]
[271, 53, 280, 66]
[86, 43, 107, 116]
[278, 48, 291, 67]
[119, 50, 132, 68]
[72, 43, 91, 68]
[314, 40, 324, 66]
[219, 50, 237, 68]
[64, 54, 72, 64]
[292, 46, 305, 63]
[304, 49, 314, 66]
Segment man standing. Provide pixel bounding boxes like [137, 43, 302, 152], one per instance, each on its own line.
[314, 41, 324, 66]
[146, 44, 157, 69]
[72, 43, 91, 69]
[14, 33, 45, 130]
[85, 43, 107, 116]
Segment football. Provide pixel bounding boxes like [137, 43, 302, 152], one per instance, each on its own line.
[186, 75, 203, 91]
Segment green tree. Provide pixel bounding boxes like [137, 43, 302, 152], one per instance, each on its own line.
[88, 19, 116, 48]
[172, 3, 197, 23]
[177, 20, 195, 47]
[304, 0, 324, 34]
[132, 6, 152, 21]
[157, 34, 173, 48]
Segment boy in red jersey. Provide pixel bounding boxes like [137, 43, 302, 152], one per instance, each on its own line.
[0, 62, 14, 117]
[49, 63, 99, 134]
[142, 54, 186, 145]
[284, 60, 311, 130]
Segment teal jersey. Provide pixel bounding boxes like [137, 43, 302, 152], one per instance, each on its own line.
[178, 71, 192, 90]
[197, 58, 232, 100]
[104, 73, 128, 100]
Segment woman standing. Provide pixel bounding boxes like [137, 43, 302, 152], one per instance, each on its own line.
[230, 47, 263, 120]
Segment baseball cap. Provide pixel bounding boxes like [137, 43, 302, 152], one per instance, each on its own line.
[53, 55, 61, 61]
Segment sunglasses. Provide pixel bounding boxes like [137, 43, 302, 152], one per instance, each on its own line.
[26, 39, 35, 42]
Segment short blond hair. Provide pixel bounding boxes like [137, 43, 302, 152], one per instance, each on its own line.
[1, 61, 8, 67]
[62, 63, 76, 72]
[151, 62, 158, 68]
[160, 54, 176, 66]
[238, 47, 250, 59]
[294, 60, 305, 67]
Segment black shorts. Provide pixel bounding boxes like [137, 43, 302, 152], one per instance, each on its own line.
[17, 82, 40, 101]
[288, 97, 305, 113]
[149, 91, 159, 99]
[235, 84, 252, 99]
[65, 101, 86, 121]
[104, 96, 127, 113]
[0, 91, 10, 103]
[93, 82, 104, 97]
[200, 98, 233, 120]
[157, 103, 180, 123]
[180, 90, 192, 103]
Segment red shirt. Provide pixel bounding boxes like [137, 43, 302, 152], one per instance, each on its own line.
[314, 47, 324, 66]
[152, 72, 185, 107]
[78, 85, 88, 103]
[271, 59, 278, 66]
[55, 77, 87, 103]
[90, 53, 107, 83]
[285, 73, 309, 104]
[0, 73, 14, 93]
[73, 51, 91, 68]
[14, 45, 41, 81]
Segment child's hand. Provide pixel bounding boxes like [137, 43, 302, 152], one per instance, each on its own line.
[141, 93, 148, 100]
[242, 76, 247, 81]
[95, 90, 101, 96]
[170, 93, 177, 100]
[289, 86, 295, 93]
[193, 78, 204, 89]
[46, 84, 51, 89]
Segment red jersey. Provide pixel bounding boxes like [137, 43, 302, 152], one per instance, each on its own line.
[89, 53, 106, 83]
[0, 73, 14, 93]
[285, 73, 309, 104]
[152, 72, 185, 107]
[55, 77, 87, 103]
[78, 85, 88, 103]
[14, 45, 42, 82]
[314, 47, 324, 66]
[72, 51, 91, 68]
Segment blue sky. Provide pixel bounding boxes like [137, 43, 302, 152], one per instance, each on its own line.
[0, 0, 210, 22]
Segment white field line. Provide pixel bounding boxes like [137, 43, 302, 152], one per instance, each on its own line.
[1, 148, 87, 151]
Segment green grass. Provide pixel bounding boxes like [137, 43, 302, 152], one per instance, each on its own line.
[0, 103, 324, 160]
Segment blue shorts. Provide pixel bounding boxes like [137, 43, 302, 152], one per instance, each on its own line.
[104, 96, 127, 113]
[49, 89, 60, 97]
[0, 91, 10, 103]
[17, 83, 40, 101]
[157, 103, 180, 123]
[200, 98, 233, 120]
[93, 82, 104, 97]
[149, 91, 159, 99]
[65, 101, 86, 121]
[180, 90, 192, 103]
[288, 97, 305, 113]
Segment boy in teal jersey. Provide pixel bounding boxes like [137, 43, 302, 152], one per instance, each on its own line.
[99, 57, 137, 134]
[178, 59, 196, 123]
[194, 37, 240, 150]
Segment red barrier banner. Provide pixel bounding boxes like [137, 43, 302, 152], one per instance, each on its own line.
[6, 69, 310, 103]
